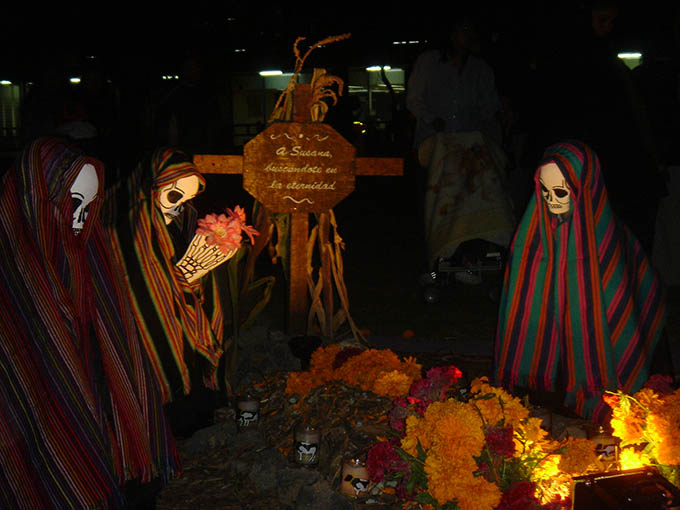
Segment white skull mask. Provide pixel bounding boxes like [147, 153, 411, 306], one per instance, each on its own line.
[157, 175, 201, 225]
[539, 162, 571, 215]
[69, 163, 98, 234]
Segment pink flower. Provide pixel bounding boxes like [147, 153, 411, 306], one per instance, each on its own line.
[196, 206, 258, 255]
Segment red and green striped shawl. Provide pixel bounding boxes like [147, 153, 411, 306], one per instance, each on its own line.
[0, 138, 179, 508]
[494, 141, 666, 422]
[109, 148, 225, 403]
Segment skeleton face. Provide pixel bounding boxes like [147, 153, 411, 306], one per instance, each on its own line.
[539, 162, 570, 215]
[69, 163, 98, 234]
[157, 175, 201, 224]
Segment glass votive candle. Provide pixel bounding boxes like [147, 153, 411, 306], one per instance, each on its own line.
[341, 458, 370, 498]
[236, 395, 260, 430]
[294, 425, 320, 466]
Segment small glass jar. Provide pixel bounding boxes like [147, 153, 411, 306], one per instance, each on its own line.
[590, 425, 619, 468]
[294, 425, 320, 466]
[236, 395, 260, 430]
[341, 458, 370, 498]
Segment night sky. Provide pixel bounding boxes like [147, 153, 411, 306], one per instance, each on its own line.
[2, 2, 677, 80]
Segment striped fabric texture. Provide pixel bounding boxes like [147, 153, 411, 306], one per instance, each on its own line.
[494, 141, 666, 421]
[109, 148, 225, 403]
[0, 138, 179, 508]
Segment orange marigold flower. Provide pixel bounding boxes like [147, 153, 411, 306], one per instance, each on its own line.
[469, 377, 529, 428]
[373, 370, 414, 397]
[309, 344, 342, 373]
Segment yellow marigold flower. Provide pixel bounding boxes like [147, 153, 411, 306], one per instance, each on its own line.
[518, 417, 548, 447]
[372, 370, 413, 397]
[532, 454, 573, 503]
[647, 411, 680, 466]
[402, 415, 433, 455]
[425, 453, 486, 507]
[559, 438, 599, 475]
[633, 387, 663, 413]
[454, 477, 502, 510]
[619, 447, 653, 470]
[610, 413, 645, 444]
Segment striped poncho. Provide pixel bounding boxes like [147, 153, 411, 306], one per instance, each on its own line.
[108, 148, 225, 403]
[0, 138, 179, 508]
[494, 141, 666, 421]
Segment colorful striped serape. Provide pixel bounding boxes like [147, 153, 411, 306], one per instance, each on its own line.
[108, 148, 225, 403]
[494, 141, 666, 421]
[0, 138, 179, 508]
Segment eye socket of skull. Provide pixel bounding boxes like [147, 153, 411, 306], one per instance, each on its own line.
[167, 189, 184, 204]
[158, 175, 201, 223]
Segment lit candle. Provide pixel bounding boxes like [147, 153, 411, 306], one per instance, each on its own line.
[294, 425, 320, 466]
[236, 395, 260, 430]
[341, 458, 370, 497]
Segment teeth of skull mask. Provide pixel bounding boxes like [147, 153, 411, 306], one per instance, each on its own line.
[539, 162, 571, 215]
[70, 163, 98, 234]
[157, 175, 201, 224]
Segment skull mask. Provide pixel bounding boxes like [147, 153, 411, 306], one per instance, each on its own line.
[70, 163, 98, 234]
[539, 162, 571, 215]
[157, 175, 201, 225]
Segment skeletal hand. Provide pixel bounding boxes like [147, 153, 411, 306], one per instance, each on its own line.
[176, 234, 237, 283]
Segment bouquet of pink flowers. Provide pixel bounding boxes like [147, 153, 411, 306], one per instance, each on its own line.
[196, 206, 258, 254]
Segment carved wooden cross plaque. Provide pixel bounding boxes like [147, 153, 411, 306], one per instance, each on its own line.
[194, 88, 402, 335]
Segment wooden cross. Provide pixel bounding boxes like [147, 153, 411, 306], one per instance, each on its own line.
[194, 83, 402, 335]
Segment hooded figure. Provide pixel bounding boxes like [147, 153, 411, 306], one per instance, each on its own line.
[108, 148, 228, 414]
[0, 138, 178, 508]
[494, 141, 666, 422]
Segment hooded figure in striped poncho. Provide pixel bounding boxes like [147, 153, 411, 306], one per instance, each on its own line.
[0, 138, 179, 509]
[494, 141, 666, 422]
[108, 148, 235, 436]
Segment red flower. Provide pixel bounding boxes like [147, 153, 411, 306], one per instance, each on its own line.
[425, 365, 462, 385]
[409, 365, 463, 402]
[332, 347, 363, 369]
[643, 374, 675, 395]
[602, 393, 620, 409]
[366, 441, 409, 482]
[485, 426, 515, 458]
[498, 481, 540, 510]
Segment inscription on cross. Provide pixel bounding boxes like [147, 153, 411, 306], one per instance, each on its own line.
[194, 86, 402, 335]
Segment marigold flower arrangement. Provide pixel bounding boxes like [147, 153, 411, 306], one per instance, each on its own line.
[367, 375, 593, 510]
[604, 380, 680, 487]
[196, 205, 258, 254]
[285, 345, 422, 399]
